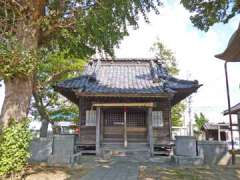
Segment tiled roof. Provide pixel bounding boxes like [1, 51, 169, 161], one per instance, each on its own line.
[223, 102, 240, 115]
[203, 123, 230, 130]
[54, 59, 200, 103]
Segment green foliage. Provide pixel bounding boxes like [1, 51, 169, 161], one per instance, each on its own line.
[0, 118, 32, 177]
[181, 0, 240, 31]
[171, 103, 186, 126]
[0, 37, 37, 79]
[151, 40, 185, 126]
[30, 49, 84, 126]
[0, 0, 163, 80]
[151, 41, 179, 75]
[49, 105, 79, 123]
[42, 0, 163, 56]
[194, 112, 208, 132]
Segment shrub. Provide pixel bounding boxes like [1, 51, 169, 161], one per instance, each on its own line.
[0, 118, 32, 177]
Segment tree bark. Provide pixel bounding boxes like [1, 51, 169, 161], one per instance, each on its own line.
[0, 77, 33, 127]
[33, 91, 51, 137]
[39, 119, 49, 137]
[0, 1, 45, 129]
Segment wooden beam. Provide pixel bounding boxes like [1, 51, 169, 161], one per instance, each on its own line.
[92, 102, 154, 107]
[74, 91, 170, 98]
[148, 107, 154, 156]
[96, 107, 101, 156]
[124, 108, 127, 148]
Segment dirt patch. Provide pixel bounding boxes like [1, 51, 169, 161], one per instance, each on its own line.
[0, 164, 91, 180]
[21, 163, 89, 180]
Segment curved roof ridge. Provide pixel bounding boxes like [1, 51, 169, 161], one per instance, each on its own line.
[90, 57, 160, 61]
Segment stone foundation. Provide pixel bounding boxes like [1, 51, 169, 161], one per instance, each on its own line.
[172, 155, 203, 166]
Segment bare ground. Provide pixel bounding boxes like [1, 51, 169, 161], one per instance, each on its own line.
[23, 164, 89, 180]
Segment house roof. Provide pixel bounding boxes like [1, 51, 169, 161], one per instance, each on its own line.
[203, 123, 230, 130]
[215, 24, 240, 62]
[54, 59, 201, 105]
[223, 102, 240, 115]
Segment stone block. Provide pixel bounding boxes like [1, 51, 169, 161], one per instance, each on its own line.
[29, 137, 52, 162]
[48, 135, 75, 164]
[197, 141, 228, 165]
[175, 136, 197, 156]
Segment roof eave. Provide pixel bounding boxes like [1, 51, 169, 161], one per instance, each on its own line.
[215, 25, 240, 62]
[171, 84, 202, 105]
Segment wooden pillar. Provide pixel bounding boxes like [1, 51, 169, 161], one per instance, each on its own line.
[96, 107, 101, 156]
[148, 107, 154, 156]
[124, 107, 127, 148]
[218, 125, 221, 141]
[100, 110, 104, 144]
[238, 112, 240, 146]
[168, 99, 172, 141]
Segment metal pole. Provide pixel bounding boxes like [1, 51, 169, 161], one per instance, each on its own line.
[224, 62, 235, 164]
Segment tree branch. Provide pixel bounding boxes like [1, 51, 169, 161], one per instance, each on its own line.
[32, 90, 50, 122]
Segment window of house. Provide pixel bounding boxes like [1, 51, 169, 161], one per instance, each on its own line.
[86, 110, 96, 126]
[152, 111, 163, 127]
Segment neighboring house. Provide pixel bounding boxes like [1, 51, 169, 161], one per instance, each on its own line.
[224, 102, 240, 116]
[54, 58, 200, 156]
[224, 102, 240, 148]
[202, 123, 230, 141]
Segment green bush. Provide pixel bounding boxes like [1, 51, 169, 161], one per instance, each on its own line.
[0, 118, 32, 177]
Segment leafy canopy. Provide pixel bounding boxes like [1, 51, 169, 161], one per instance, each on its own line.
[0, 0, 163, 79]
[181, 0, 240, 31]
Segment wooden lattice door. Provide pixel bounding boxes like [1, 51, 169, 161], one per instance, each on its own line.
[127, 110, 147, 143]
[103, 110, 124, 143]
[103, 109, 147, 144]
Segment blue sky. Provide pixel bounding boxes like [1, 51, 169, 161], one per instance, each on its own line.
[0, 1, 240, 124]
[114, 1, 240, 123]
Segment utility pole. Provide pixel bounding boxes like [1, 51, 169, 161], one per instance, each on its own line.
[224, 62, 235, 164]
[186, 72, 193, 136]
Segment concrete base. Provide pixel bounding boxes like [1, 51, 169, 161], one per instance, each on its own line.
[172, 155, 203, 166]
[48, 154, 73, 165]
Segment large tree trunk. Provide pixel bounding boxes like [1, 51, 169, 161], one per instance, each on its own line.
[0, 1, 45, 129]
[0, 77, 33, 127]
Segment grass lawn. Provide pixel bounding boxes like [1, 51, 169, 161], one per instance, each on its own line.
[138, 165, 240, 180]
[139, 153, 240, 180]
